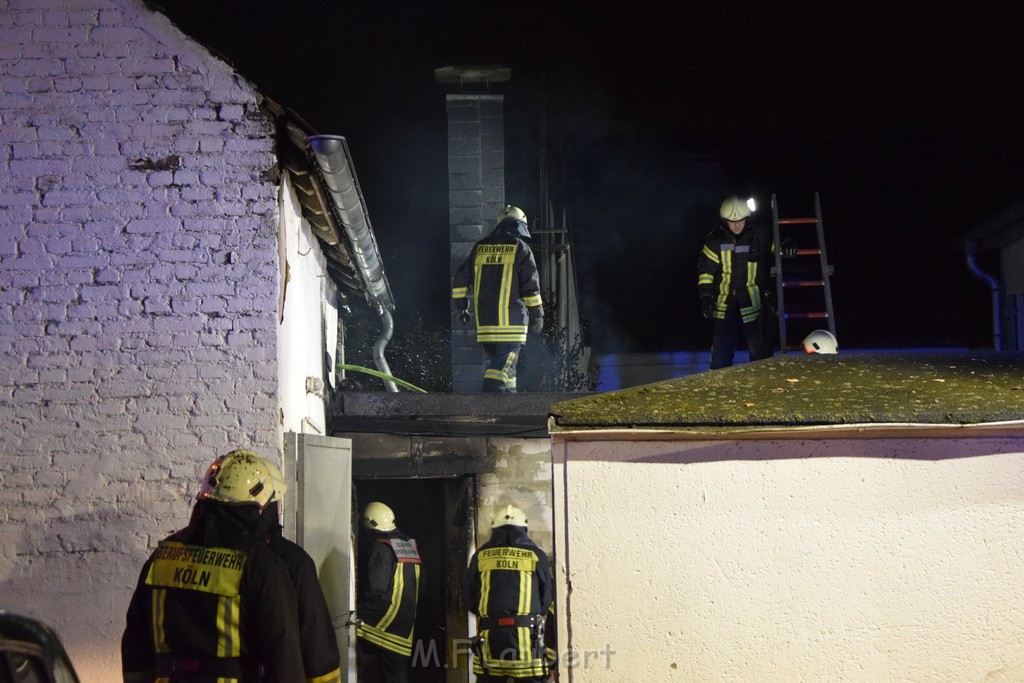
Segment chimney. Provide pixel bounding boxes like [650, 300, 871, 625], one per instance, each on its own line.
[436, 66, 511, 392]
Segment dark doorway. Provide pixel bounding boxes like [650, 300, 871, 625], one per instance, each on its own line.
[354, 477, 474, 683]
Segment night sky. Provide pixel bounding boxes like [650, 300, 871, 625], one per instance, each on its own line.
[158, 2, 1024, 353]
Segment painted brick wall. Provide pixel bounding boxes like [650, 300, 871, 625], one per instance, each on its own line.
[0, 0, 281, 679]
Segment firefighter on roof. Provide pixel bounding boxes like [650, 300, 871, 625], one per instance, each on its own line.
[698, 195, 795, 369]
[452, 205, 544, 392]
[465, 504, 553, 682]
[356, 502, 425, 683]
[121, 449, 305, 682]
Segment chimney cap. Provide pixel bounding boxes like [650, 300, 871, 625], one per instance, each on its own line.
[434, 65, 511, 86]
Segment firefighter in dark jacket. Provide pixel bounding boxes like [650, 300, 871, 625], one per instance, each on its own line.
[191, 452, 343, 683]
[698, 195, 795, 369]
[121, 449, 305, 683]
[356, 502, 424, 683]
[260, 501, 342, 683]
[452, 205, 544, 393]
[465, 504, 553, 682]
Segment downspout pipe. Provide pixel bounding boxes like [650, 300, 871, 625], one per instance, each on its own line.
[373, 307, 399, 393]
[308, 135, 400, 390]
[965, 240, 1003, 351]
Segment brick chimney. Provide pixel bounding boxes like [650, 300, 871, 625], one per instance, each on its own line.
[444, 93, 506, 392]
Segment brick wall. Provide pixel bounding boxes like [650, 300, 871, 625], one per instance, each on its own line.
[0, 1, 281, 679]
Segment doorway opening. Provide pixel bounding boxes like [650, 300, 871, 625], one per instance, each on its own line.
[354, 476, 475, 683]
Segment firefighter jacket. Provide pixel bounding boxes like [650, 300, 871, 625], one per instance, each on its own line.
[121, 499, 305, 683]
[262, 504, 342, 683]
[452, 226, 543, 344]
[697, 219, 774, 324]
[465, 525, 553, 679]
[356, 529, 423, 658]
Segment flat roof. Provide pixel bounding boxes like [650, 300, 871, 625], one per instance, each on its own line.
[550, 352, 1024, 432]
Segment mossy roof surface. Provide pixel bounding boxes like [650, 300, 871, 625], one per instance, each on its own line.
[550, 353, 1024, 429]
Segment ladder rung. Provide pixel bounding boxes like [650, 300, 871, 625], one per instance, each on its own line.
[795, 248, 821, 256]
[785, 312, 830, 319]
[782, 280, 824, 287]
[778, 217, 817, 225]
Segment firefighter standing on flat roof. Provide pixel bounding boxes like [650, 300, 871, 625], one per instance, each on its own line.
[698, 195, 796, 369]
[452, 205, 544, 393]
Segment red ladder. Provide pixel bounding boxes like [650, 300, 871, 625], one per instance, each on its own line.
[770, 193, 837, 352]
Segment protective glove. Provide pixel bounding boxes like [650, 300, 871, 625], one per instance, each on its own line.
[700, 297, 715, 320]
[453, 300, 470, 327]
[528, 308, 544, 335]
[780, 239, 798, 259]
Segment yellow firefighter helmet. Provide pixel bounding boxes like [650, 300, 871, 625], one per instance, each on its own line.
[491, 504, 528, 529]
[495, 205, 531, 239]
[719, 195, 752, 222]
[198, 449, 285, 509]
[362, 501, 396, 531]
[496, 205, 527, 226]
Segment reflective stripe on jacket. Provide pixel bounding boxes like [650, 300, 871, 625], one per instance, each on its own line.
[357, 533, 422, 657]
[466, 526, 552, 679]
[121, 500, 305, 683]
[697, 220, 774, 323]
[452, 233, 543, 344]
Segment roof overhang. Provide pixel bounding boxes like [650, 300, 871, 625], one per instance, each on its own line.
[267, 100, 394, 310]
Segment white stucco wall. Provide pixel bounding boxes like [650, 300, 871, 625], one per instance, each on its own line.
[277, 173, 338, 438]
[0, 1, 281, 680]
[552, 436, 1024, 682]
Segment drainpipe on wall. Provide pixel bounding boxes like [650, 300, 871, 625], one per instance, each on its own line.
[308, 135, 399, 391]
[373, 307, 398, 392]
[965, 240, 1003, 351]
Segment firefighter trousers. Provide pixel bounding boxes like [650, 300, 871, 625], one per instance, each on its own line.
[481, 342, 521, 393]
[710, 300, 773, 369]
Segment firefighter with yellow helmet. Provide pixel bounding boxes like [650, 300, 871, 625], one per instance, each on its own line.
[698, 195, 795, 369]
[122, 449, 305, 682]
[452, 205, 544, 392]
[200, 452, 342, 683]
[465, 504, 553, 682]
[356, 501, 425, 683]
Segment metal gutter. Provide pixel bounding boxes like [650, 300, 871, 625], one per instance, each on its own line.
[308, 135, 394, 313]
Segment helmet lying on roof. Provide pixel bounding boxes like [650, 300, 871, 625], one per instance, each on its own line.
[802, 329, 838, 354]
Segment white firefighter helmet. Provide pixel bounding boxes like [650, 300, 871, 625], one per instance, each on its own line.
[802, 329, 838, 354]
[491, 504, 528, 529]
[719, 195, 752, 222]
[198, 449, 285, 509]
[362, 501, 396, 532]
